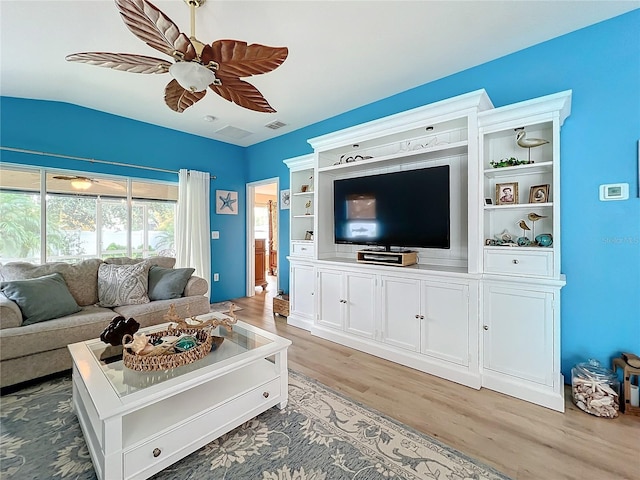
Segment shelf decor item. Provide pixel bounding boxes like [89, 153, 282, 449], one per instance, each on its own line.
[535, 233, 553, 247]
[496, 182, 519, 205]
[489, 157, 533, 168]
[516, 127, 549, 162]
[529, 184, 550, 203]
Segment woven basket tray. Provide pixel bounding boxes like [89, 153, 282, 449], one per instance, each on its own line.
[123, 328, 213, 372]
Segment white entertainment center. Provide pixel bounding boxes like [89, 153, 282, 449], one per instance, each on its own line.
[284, 89, 572, 412]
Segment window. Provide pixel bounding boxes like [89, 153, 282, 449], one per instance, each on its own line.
[0, 165, 177, 264]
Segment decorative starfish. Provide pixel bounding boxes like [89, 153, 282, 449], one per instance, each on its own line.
[219, 192, 237, 212]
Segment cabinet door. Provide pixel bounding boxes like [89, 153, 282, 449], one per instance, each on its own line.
[317, 269, 344, 329]
[380, 276, 420, 352]
[290, 263, 315, 320]
[483, 283, 554, 386]
[344, 272, 376, 339]
[421, 282, 469, 366]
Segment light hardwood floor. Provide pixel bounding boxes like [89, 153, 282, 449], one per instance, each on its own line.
[236, 282, 639, 480]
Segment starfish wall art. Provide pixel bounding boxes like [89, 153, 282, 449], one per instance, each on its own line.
[216, 190, 238, 215]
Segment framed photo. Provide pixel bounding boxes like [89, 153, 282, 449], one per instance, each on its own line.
[529, 184, 550, 203]
[496, 182, 518, 205]
[304, 230, 314, 241]
[280, 189, 290, 210]
[216, 190, 238, 215]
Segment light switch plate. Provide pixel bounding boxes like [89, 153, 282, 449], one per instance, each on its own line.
[599, 183, 629, 201]
[211, 231, 220, 239]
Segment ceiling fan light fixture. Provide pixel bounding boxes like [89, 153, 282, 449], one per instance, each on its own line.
[71, 178, 93, 190]
[169, 62, 217, 92]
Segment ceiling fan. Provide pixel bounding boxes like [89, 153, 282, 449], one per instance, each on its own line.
[52, 175, 125, 191]
[66, 0, 288, 113]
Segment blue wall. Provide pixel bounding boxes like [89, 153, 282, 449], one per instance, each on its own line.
[0, 98, 247, 302]
[2, 10, 638, 378]
[245, 10, 640, 378]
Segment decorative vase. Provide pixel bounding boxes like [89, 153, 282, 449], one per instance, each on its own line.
[535, 233, 553, 247]
[517, 237, 531, 246]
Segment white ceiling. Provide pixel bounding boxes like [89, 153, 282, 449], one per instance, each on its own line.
[1, 1, 637, 147]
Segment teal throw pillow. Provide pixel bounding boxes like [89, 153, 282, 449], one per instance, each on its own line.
[148, 265, 195, 301]
[0, 273, 82, 325]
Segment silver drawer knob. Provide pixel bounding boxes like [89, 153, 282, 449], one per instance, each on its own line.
[512, 259, 519, 264]
[263, 391, 270, 398]
[153, 448, 161, 458]
[484, 325, 489, 330]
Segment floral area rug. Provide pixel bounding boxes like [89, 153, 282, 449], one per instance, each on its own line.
[0, 371, 511, 480]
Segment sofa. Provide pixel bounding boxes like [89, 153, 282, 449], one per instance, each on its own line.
[0, 256, 210, 388]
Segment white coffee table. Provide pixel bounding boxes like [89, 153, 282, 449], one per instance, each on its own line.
[68, 317, 291, 480]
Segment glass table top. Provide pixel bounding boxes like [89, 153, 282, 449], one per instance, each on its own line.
[87, 322, 273, 398]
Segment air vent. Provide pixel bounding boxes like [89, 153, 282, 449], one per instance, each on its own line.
[215, 125, 253, 139]
[264, 120, 287, 130]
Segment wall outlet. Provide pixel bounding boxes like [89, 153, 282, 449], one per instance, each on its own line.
[211, 231, 220, 239]
[213, 273, 219, 282]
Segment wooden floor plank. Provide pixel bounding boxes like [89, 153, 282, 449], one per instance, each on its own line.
[233, 285, 640, 480]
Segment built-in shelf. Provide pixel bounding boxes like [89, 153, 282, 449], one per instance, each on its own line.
[483, 245, 554, 252]
[293, 215, 315, 218]
[483, 161, 553, 177]
[484, 202, 552, 210]
[318, 141, 468, 174]
[292, 191, 314, 196]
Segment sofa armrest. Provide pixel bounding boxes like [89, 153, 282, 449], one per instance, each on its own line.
[183, 276, 208, 297]
[0, 294, 23, 329]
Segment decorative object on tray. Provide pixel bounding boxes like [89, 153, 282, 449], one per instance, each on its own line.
[496, 182, 518, 205]
[535, 233, 553, 247]
[100, 315, 140, 346]
[165, 303, 238, 331]
[515, 127, 549, 161]
[571, 359, 619, 418]
[529, 184, 550, 203]
[489, 157, 533, 168]
[122, 328, 213, 371]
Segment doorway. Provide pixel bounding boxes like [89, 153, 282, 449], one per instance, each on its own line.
[246, 178, 279, 298]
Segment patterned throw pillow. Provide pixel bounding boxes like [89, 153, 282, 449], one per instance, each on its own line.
[97, 262, 150, 308]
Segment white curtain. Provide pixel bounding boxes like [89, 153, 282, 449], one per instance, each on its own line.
[176, 169, 211, 297]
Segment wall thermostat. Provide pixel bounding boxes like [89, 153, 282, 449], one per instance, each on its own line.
[599, 183, 629, 201]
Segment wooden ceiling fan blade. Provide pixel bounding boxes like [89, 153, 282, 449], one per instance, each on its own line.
[164, 79, 206, 113]
[66, 52, 172, 74]
[115, 0, 196, 61]
[210, 76, 276, 113]
[210, 40, 288, 77]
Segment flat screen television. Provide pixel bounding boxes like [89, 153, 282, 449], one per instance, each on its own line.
[333, 165, 450, 250]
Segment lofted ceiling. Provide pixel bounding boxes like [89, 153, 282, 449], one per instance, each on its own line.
[1, 1, 637, 147]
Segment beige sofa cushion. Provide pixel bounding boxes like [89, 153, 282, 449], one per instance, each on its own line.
[183, 276, 208, 296]
[0, 305, 115, 361]
[0, 259, 103, 306]
[0, 294, 22, 329]
[104, 256, 176, 269]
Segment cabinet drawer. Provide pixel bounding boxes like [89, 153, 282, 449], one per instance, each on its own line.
[484, 249, 553, 277]
[291, 242, 313, 257]
[123, 376, 281, 479]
